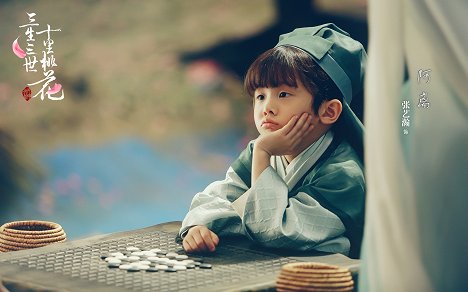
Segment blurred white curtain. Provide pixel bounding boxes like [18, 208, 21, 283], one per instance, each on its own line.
[360, 0, 467, 291]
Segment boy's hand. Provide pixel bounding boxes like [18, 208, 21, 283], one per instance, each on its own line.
[182, 225, 219, 253]
[255, 112, 314, 156]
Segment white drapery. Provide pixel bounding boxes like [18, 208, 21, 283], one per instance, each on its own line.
[360, 0, 467, 291]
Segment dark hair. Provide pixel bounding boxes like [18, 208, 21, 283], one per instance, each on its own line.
[244, 46, 343, 114]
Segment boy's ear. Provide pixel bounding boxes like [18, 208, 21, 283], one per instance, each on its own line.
[318, 99, 342, 125]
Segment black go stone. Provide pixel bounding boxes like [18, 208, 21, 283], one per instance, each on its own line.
[165, 268, 177, 272]
[146, 268, 159, 272]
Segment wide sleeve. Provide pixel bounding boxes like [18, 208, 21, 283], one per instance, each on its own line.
[233, 166, 352, 255]
[302, 157, 366, 258]
[178, 166, 249, 238]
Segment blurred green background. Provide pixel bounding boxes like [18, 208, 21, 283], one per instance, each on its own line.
[0, 0, 367, 239]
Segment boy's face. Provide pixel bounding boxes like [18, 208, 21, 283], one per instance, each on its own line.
[253, 78, 317, 135]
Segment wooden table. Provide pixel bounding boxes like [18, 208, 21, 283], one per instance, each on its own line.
[0, 221, 359, 291]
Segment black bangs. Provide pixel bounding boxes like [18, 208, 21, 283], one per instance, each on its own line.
[244, 46, 303, 97]
[244, 45, 343, 114]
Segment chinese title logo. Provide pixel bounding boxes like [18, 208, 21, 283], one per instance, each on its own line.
[12, 12, 64, 101]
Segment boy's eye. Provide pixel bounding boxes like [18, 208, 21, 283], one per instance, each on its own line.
[279, 92, 291, 98]
[256, 94, 264, 101]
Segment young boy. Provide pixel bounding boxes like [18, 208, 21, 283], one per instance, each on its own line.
[178, 24, 366, 258]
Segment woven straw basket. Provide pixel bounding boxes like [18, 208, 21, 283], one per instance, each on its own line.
[277, 262, 354, 292]
[0, 220, 66, 253]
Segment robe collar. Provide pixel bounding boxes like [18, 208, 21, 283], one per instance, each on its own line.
[271, 131, 334, 191]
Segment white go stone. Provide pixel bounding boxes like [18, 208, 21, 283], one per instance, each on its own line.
[166, 260, 178, 265]
[150, 248, 161, 253]
[127, 267, 140, 272]
[108, 263, 120, 268]
[182, 259, 194, 264]
[136, 264, 150, 270]
[173, 265, 187, 271]
[175, 255, 188, 260]
[105, 257, 122, 263]
[109, 252, 124, 257]
[131, 251, 144, 256]
[166, 252, 178, 258]
[127, 256, 140, 262]
[147, 256, 160, 262]
[107, 258, 122, 265]
[138, 260, 151, 265]
[158, 258, 170, 263]
[126, 246, 140, 252]
[155, 264, 168, 270]
[174, 261, 188, 266]
[119, 264, 132, 270]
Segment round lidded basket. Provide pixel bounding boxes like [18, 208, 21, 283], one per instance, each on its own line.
[277, 262, 354, 292]
[0, 220, 66, 252]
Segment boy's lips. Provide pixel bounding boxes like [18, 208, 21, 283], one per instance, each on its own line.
[261, 119, 279, 129]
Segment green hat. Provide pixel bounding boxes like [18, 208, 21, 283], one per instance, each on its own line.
[275, 23, 366, 158]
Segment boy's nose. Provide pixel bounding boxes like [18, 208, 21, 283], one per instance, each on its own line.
[263, 97, 277, 116]
[263, 107, 276, 116]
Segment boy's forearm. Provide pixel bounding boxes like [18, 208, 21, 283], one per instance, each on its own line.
[252, 145, 271, 185]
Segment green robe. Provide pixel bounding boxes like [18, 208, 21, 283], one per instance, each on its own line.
[179, 133, 365, 258]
